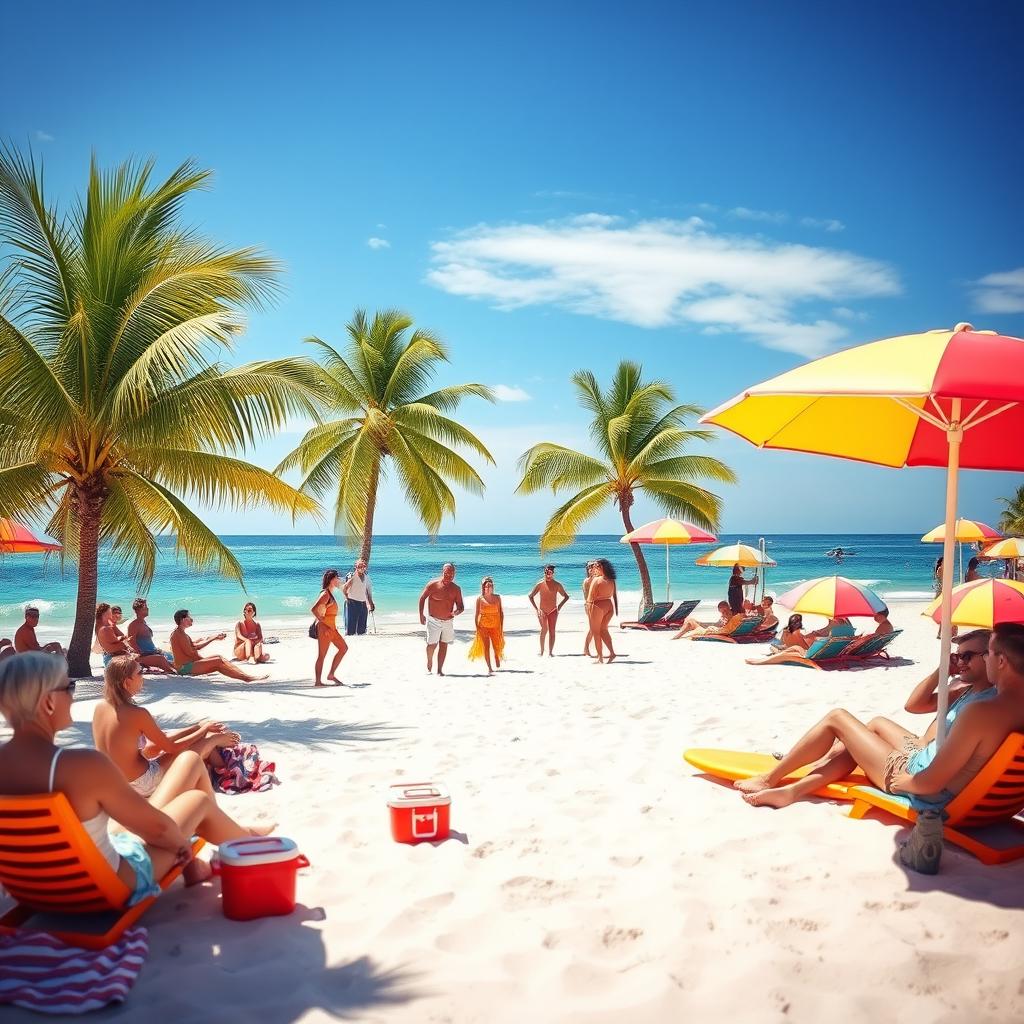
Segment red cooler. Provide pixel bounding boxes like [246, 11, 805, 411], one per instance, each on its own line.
[388, 782, 451, 843]
[215, 836, 310, 920]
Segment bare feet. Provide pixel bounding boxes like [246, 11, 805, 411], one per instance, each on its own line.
[326, 675, 344, 686]
[606, 652, 617, 664]
[183, 859, 214, 886]
[733, 774, 774, 794]
[742, 787, 797, 808]
[246, 673, 270, 683]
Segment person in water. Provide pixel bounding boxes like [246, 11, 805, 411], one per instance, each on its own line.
[234, 602, 269, 664]
[311, 569, 348, 687]
[529, 564, 570, 657]
[468, 576, 505, 675]
[92, 655, 243, 798]
[0, 652, 269, 900]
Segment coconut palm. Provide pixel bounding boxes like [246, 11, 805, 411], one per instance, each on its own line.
[997, 485, 1024, 536]
[516, 361, 735, 611]
[0, 148, 323, 676]
[277, 309, 495, 562]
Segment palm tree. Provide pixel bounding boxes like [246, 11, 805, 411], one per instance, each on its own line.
[0, 149, 323, 676]
[516, 361, 736, 611]
[277, 309, 495, 563]
[997, 484, 1024, 536]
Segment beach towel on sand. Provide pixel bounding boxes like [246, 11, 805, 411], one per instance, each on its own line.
[210, 742, 279, 794]
[0, 927, 147, 1013]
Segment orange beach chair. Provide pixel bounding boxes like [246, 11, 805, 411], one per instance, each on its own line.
[0, 792, 204, 949]
[846, 731, 1024, 865]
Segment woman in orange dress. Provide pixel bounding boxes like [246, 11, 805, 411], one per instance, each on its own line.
[311, 569, 348, 687]
[468, 577, 504, 675]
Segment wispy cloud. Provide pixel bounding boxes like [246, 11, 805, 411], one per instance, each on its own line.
[801, 216, 845, 233]
[973, 267, 1024, 314]
[491, 384, 531, 402]
[428, 214, 899, 357]
[367, 237, 390, 250]
[33, 130, 54, 143]
[729, 206, 788, 225]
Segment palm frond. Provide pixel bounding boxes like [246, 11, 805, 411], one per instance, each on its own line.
[538, 482, 614, 551]
[516, 444, 608, 495]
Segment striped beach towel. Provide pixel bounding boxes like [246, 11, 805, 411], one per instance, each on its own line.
[210, 742, 279, 794]
[0, 927, 148, 1013]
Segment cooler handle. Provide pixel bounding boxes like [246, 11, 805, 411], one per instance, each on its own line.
[297, 854, 311, 868]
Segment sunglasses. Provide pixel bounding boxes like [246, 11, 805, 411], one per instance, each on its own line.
[957, 650, 987, 665]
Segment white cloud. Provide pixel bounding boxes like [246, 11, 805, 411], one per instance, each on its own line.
[491, 384, 531, 402]
[367, 237, 390, 250]
[801, 216, 845, 233]
[729, 206, 788, 225]
[33, 130, 54, 143]
[973, 267, 1024, 314]
[427, 214, 900, 357]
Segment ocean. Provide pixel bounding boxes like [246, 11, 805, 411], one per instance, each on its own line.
[0, 533, 983, 633]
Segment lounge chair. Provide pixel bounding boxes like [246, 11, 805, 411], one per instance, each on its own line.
[756, 635, 855, 668]
[692, 615, 771, 643]
[683, 747, 864, 800]
[0, 792, 204, 949]
[620, 601, 674, 630]
[839, 629, 903, 661]
[846, 732, 1024, 865]
[647, 599, 701, 630]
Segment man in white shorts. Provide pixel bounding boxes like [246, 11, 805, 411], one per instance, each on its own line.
[418, 563, 464, 676]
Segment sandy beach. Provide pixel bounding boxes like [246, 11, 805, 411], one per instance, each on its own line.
[4, 601, 1022, 1023]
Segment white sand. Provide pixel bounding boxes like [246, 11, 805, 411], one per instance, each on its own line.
[4, 603, 1024, 1023]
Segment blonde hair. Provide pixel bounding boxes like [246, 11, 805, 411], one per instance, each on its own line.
[104, 655, 140, 708]
[481, 576, 494, 593]
[0, 652, 68, 729]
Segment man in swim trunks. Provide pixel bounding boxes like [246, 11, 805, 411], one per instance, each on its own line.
[169, 610, 268, 683]
[14, 606, 66, 656]
[529, 564, 570, 657]
[126, 598, 174, 667]
[418, 563, 464, 676]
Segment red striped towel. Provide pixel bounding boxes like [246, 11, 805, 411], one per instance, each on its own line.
[0, 927, 148, 1013]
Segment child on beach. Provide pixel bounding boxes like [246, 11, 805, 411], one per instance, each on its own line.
[468, 576, 504, 675]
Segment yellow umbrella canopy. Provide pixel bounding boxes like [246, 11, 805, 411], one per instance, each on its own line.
[980, 537, 1024, 560]
[619, 518, 716, 601]
[921, 519, 1001, 543]
[702, 323, 1024, 744]
[695, 542, 775, 567]
[923, 579, 1024, 628]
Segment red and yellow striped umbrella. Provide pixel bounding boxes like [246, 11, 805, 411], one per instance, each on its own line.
[980, 537, 1024, 560]
[921, 519, 1002, 544]
[0, 519, 61, 554]
[778, 576, 887, 618]
[620, 518, 716, 601]
[924, 578, 1024, 628]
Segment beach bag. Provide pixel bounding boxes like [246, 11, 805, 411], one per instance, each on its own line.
[308, 620, 319, 639]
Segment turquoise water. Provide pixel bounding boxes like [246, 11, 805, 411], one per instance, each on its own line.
[0, 533, 995, 633]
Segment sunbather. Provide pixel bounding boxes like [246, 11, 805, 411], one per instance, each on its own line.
[96, 602, 172, 674]
[0, 652, 270, 900]
[169, 609, 268, 682]
[234, 602, 270, 664]
[745, 614, 811, 664]
[673, 601, 743, 640]
[14, 606, 65, 656]
[0, 638, 13, 663]
[871, 607, 894, 635]
[810, 615, 855, 639]
[93, 656, 242, 799]
[734, 623, 1024, 812]
[758, 596, 779, 632]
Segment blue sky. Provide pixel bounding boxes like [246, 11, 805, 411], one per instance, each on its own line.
[5, 1, 1023, 535]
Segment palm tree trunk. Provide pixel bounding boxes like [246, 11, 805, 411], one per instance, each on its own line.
[358, 456, 382, 565]
[619, 503, 654, 613]
[67, 485, 103, 678]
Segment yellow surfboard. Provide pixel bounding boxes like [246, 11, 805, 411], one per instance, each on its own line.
[683, 748, 863, 800]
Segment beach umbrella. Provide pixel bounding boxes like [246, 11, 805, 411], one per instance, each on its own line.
[922, 518, 1002, 580]
[0, 519, 61, 555]
[980, 537, 1024, 580]
[923, 578, 1024, 628]
[702, 322, 1024, 744]
[778, 576, 886, 619]
[696, 542, 776, 604]
[619, 518, 716, 601]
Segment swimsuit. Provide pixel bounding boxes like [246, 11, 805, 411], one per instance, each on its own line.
[176, 662, 194, 676]
[129, 735, 165, 798]
[469, 602, 504, 662]
[49, 749, 159, 907]
[135, 630, 173, 663]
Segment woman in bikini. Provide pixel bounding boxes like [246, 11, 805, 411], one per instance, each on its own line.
[311, 568, 348, 687]
[468, 576, 505, 675]
[744, 613, 813, 665]
[234, 602, 269, 664]
[582, 561, 597, 657]
[588, 558, 618, 664]
[1, 652, 270, 902]
[93, 655, 243, 802]
[96, 602, 172, 674]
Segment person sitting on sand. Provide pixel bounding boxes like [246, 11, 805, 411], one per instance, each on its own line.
[126, 597, 173, 667]
[311, 569, 348, 687]
[418, 563, 464, 676]
[0, 638, 13, 663]
[0, 652, 272, 898]
[529, 564, 570, 657]
[170, 610, 268, 683]
[673, 601, 744, 640]
[759, 596, 779, 632]
[734, 623, 1024, 869]
[97, 602, 172, 674]
[14, 606, 65, 656]
[469, 576, 505, 675]
[234, 602, 270, 664]
[93, 655, 242, 799]
[587, 559, 618, 664]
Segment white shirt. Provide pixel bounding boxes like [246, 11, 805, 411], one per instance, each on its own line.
[345, 572, 372, 603]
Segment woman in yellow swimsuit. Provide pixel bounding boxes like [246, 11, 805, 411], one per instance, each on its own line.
[468, 577, 505, 675]
[311, 569, 348, 687]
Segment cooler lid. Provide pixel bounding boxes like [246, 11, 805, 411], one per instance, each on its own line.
[218, 835, 299, 866]
[387, 782, 451, 808]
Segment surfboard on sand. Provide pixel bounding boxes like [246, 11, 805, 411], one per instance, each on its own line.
[683, 748, 865, 800]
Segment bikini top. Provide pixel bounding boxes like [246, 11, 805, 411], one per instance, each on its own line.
[49, 749, 119, 870]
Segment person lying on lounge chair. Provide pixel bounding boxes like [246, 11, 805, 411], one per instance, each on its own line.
[673, 601, 744, 640]
[0, 652, 272, 901]
[759, 596, 779, 632]
[93, 656, 243, 800]
[871, 607, 894, 636]
[809, 616, 855, 639]
[734, 623, 1024, 813]
[745, 615, 811, 664]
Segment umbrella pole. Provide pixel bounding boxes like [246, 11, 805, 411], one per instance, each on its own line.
[665, 543, 670, 602]
[936, 402, 963, 747]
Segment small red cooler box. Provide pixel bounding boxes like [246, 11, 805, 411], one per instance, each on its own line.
[388, 782, 451, 843]
[215, 836, 310, 920]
